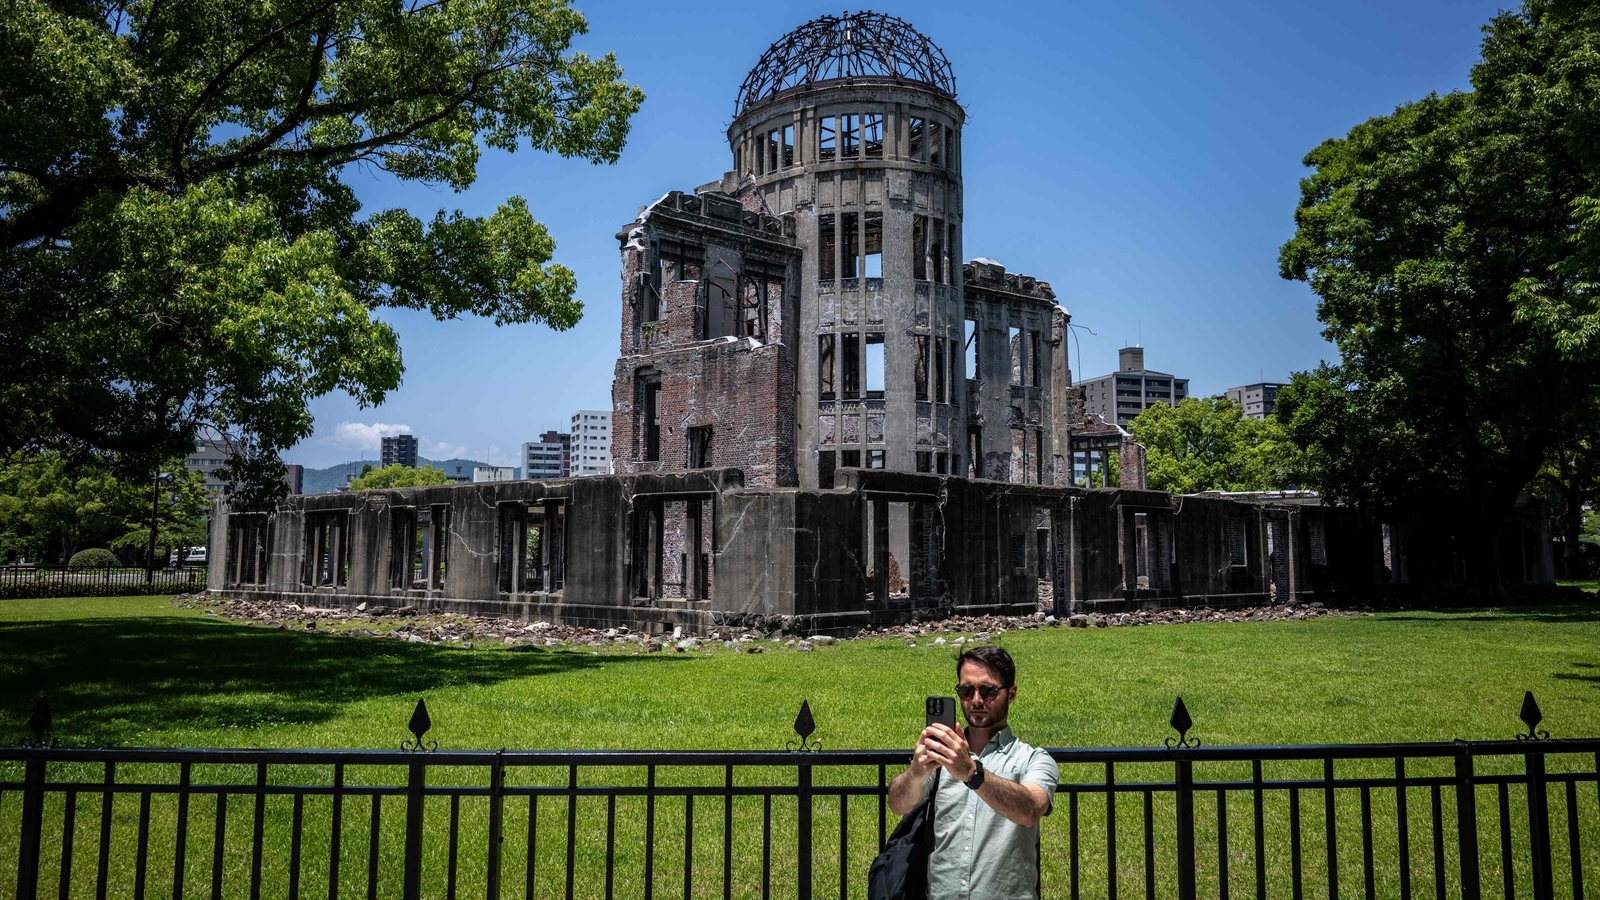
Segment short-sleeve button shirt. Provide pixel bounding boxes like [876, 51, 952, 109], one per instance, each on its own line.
[921, 726, 1058, 900]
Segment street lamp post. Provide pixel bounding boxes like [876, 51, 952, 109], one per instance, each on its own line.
[147, 470, 174, 587]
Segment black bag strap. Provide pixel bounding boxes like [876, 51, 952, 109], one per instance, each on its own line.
[923, 769, 941, 841]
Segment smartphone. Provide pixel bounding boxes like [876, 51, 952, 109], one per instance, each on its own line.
[925, 696, 957, 731]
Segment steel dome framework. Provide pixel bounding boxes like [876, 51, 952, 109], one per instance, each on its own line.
[734, 12, 956, 118]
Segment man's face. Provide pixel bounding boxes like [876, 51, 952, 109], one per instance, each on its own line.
[956, 660, 1016, 730]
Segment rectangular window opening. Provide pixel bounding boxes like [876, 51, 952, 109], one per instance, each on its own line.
[916, 451, 932, 473]
[642, 377, 662, 461]
[929, 122, 943, 167]
[819, 116, 836, 161]
[863, 212, 883, 279]
[915, 335, 930, 401]
[843, 333, 861, 398]
[842, 449, 861, 468]
[1030, 330, 1042, 386]
[968, 426, 982, 479]
[688, 426, 713, 469]
[818, 214, 836, 281]
[841, 212, 860, 279]
[934, 338, 946, 403]
[930, 218, 946, 284]
[841, 114, 860, 157]
[868, 449, 886, 469]
[782, 124, 795, 166]
[908, 117, 925, 160]
[863, 113, 884, 158]
[818, 450, 837, 489]
[768, 129, 780, 173]
[913, 215, 928, 281]
[1009, 326, 1024, 385]
[818, 333, 836, 399]
[865, 334, 885, 399]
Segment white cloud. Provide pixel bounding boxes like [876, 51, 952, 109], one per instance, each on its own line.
[326, 421, 412, 451]
[423, 438, 468, 459]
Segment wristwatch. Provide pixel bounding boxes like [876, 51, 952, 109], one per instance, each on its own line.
[964, 759, 985, 790]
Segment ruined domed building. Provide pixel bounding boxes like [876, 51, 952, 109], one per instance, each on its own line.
[204, 15, 1551, 634]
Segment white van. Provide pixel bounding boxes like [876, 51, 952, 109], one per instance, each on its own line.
[170, 547, 208, 567]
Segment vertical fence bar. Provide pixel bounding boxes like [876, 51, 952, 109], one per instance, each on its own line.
[725, 766, 734, 900]
[329, 764, 344, 900]
[1069, 790, 1080, 900]
[250, 764, 267, 900]
[1360, 787, 1374, 900]
[403, 764, 426, 900]
[1526, 750, 1553, 900]
[97, 759, 116, 896]
[59, 789, 77, 900]
[487, 759, 504, 900]
[1455, 749, 1480, 900]
[683, 794, 696, 900]
[762, 794, 772, 900]
[15, 758, 44, 900]
[565, 766, 578, 900]
[643, 767, 654, 900]
[1143, 790, 1155, 900]
[1498, 783, 1515, 900]
[838, 794, 849, 900]
[1430, 784, 1445, 900]
[1175, 757, 1196, 900]
[1290, 788, 1303, 900]
[877, 766, 887, 850]
[1107, 762, 1119, 900]
[1217, 788, 1229, 900]
[172, 763, 191, 900]
[211, 792, 228, 900]
[1564, 781, 1582, 900]
[1324, 758, 1339, 900]
[367, 794, 382, 900]
[135, 791, 152, 900]
[447, 795, 460, 900]
[798, 762, 813, 900]
[1395, 758, 1411, 900]
[604, 795, 616, 900]
[1252, 760, 1265, 900]
[288, 794, 304, 900]
[525, 793, 538, 900]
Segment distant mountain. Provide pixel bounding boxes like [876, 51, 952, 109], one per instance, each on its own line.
[299, 457, 502, 494]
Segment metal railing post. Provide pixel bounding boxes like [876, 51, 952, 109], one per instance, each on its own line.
[403, 762, 426, 900]
[1525, 749, 1553, 900]
[1174, 756, 1196, 900]
[486, 755, 504, 900]
[797, 761, 813, 900]
[1453, 747, 1480, 900]
[14, 757, 45, 900]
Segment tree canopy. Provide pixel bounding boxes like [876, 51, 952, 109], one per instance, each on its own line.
[0, 454, 208, 564]
[1126, 398, 1301, 495]
[347, 464, 450, 491]
[1277, 0, 1600, 593]
[1, 0, 644, 504]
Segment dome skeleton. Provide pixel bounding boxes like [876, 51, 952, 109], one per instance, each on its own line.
[735, 11, 957, 118]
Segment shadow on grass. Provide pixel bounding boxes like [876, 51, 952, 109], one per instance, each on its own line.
[1555, 660, 1600, 690]
[0, 615, 682, 745]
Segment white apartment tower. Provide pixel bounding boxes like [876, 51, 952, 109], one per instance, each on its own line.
[569, 409, 613, 476]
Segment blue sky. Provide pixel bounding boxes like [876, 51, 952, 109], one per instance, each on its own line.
[290, 0, 1511, 469]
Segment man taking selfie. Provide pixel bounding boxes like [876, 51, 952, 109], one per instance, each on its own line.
[887, 646, 1058, 900]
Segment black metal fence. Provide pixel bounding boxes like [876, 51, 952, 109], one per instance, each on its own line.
[3, 697, 1597, 900]
[0, 567, 203, 599]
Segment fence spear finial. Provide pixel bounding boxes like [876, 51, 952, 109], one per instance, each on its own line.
[1517, 691, 1549, 741]
[1166, 696, 1199, 749]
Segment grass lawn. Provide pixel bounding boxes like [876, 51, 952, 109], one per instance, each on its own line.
[2, 594, 1599, 749]
[2, 595, 1598, 899]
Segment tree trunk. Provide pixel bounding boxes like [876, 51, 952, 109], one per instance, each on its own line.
[1459, 491, 1516, 606]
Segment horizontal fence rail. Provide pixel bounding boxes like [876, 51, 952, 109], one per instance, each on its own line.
[3, 698, 1598, 899]
[0, 567, 203, 599]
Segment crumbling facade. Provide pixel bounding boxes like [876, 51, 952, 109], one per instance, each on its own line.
[206, 13, 1553, 633]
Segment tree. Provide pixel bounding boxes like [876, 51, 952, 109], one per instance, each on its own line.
[1126, 398, 1301, 495]
[348, 464, 449, 491]
[1, 0, 644, 505]
[1277, 0, 1600, 598]
[0, 453, 207, 564]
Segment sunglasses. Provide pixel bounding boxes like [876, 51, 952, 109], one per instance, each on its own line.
[954, 683, 1007, 701]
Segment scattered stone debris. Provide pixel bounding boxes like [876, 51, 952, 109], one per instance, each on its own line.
[172, 593, 1368, 654]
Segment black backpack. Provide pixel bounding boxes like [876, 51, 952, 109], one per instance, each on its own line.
[867, 770, 940, 900]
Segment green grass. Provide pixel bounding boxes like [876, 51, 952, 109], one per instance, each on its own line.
[2, 595, 1599, 899]
[3, 595, 1600, 748]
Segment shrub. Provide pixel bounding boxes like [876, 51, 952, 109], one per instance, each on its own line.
[68, 548, 121, 569]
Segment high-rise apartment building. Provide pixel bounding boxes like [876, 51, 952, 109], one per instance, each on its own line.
[521, 431, 570, 480]
[1073, 346, 1189, 428]
[569, 410, 613, 476]
[1224, 382, 1287, 420]
[381, 434, 418, 468]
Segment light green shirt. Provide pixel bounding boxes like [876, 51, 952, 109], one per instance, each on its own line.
[920, 726, 1059, 900]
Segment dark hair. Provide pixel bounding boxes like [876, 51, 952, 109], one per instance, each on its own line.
[956, 645, 1015, 687]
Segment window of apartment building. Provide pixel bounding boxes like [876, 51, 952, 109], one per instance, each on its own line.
[818, 214, 836, 280]
[865, 334, 885, 399]
[687, 426, 713, 469]
[819, 116, 836, 161]
[818, 334, 836, 399]
[862, 113, 884, 158]
[818, 450, 837, 489]
[842, 333, 861, 398]
[908, 117, 925, 160]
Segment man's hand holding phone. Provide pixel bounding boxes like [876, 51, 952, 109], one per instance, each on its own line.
[914, 696, 974, 782]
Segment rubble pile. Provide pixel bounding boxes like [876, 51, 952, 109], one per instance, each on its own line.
[176, 593, 1366, 652]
